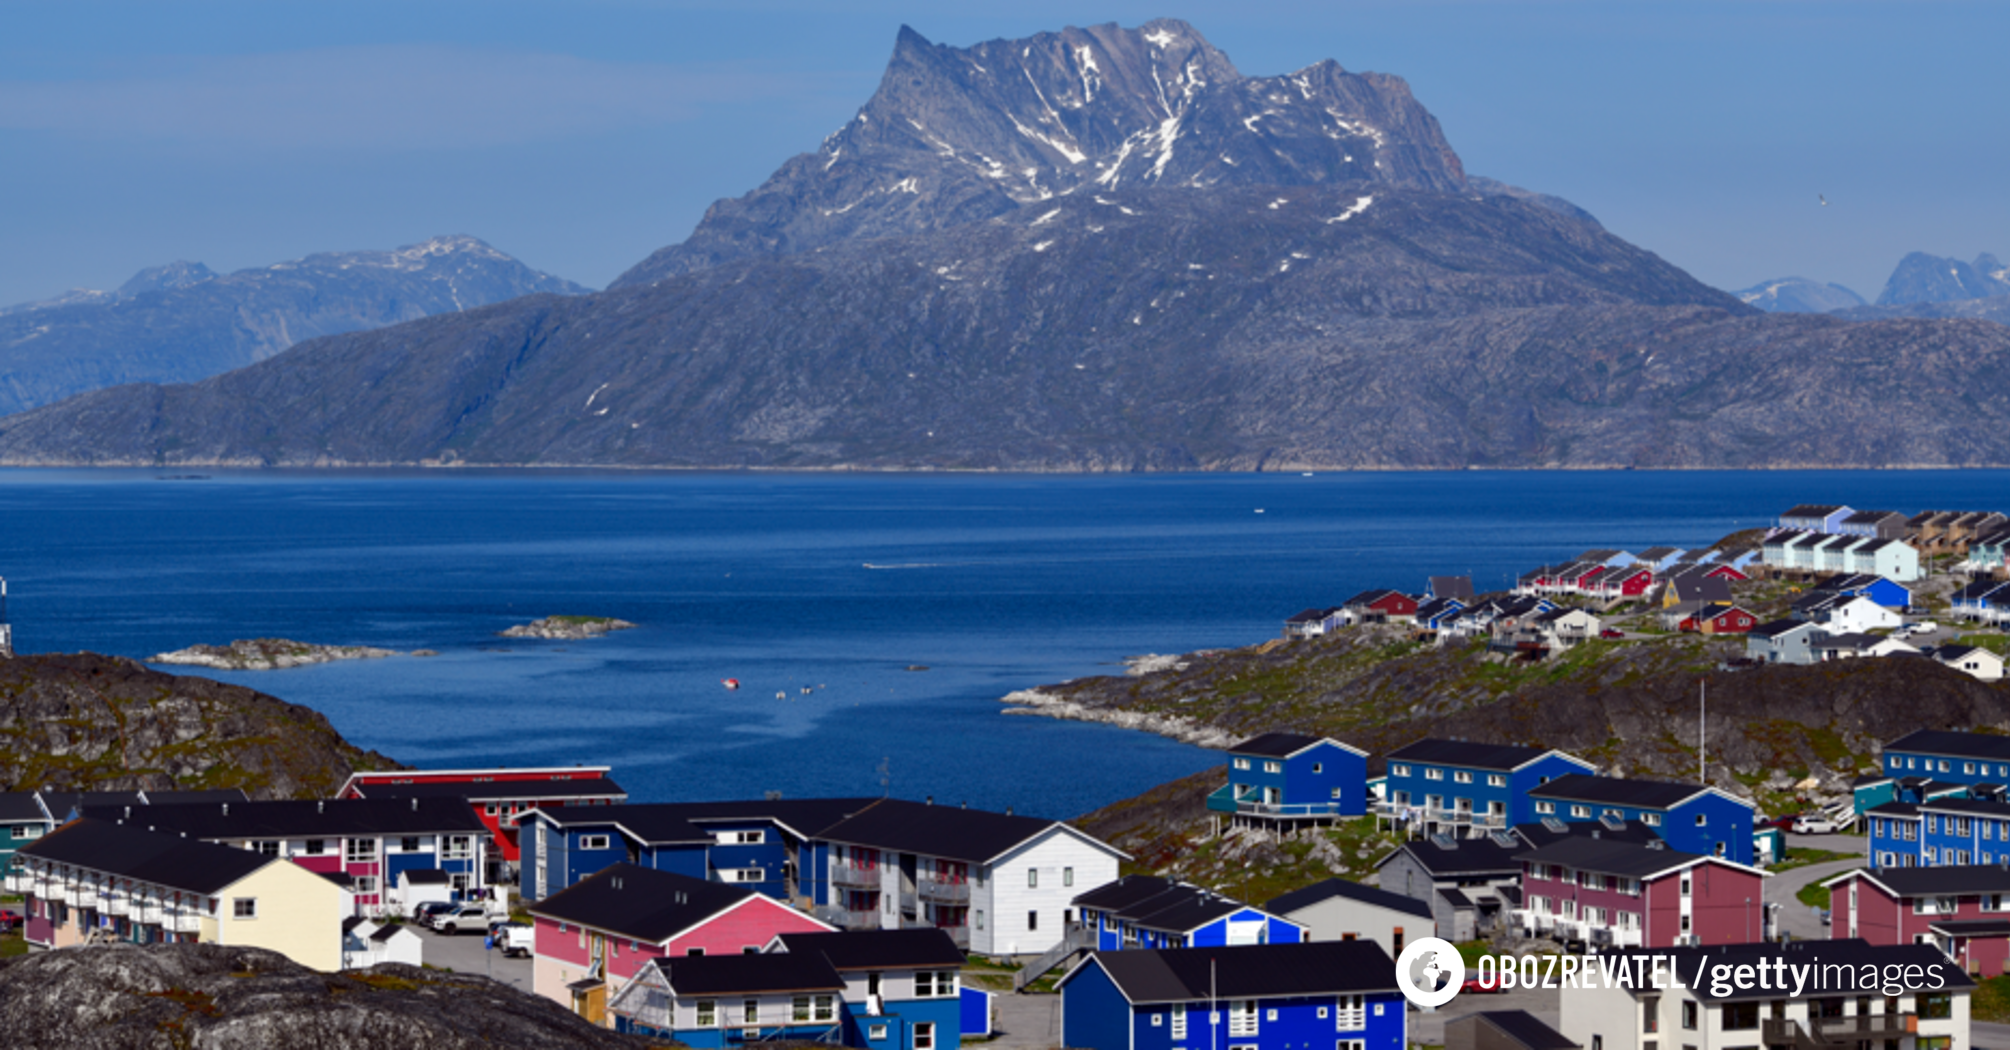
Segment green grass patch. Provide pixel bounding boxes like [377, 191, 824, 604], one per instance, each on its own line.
[1769, 848, 1859, 873]
[0, 933, 27, 958]
[1959, 634, 2010, 655]
[1972, 975, 2010, 1023]
[1796, 881, 1832, 910]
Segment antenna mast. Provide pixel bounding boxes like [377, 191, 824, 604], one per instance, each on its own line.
[1699, 680, 1706, 784]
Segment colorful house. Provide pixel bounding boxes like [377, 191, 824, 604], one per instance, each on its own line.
[1934, 645, 2006, 682]
[1073, 875, 1305, 951]
[1881, 730, 2010, 788]
[1514, 836, 1769, 947]
[1058, 940, 1405, 1050]
[1684, 603, 1758, 634]
[0, 792, 53, 875]
[81, 796, 491, 916]
[1826, 865, 2010, 976]
[1207, 733, 1368, 828]
[1527, 774, 1756, 863]
[12, 818, 346, 970]
[1341, 589, 1419, 624]
[771, 928, 968, 1050]
[339, 765, 627, 881]
[528, 862, 835, 1017]
[606, 950, 848, 1045]
[1865, 795, 2010, 869]
[1381, 739, 1595, 836]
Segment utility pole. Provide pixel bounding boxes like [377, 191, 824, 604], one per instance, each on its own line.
[1699, 681, 1707, 784]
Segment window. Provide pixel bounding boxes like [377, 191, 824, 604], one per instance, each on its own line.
[1264, 761, 1282, 774]
[1027, 868, 1038, 888]
[688, 947, 705, 956]
[1643, 998, 1660, 1033]
[1643, 814, 1662, 826]
[484, 803, 499, 816]
[1336, 994, 1365, 1029]
[1593, 1039, 1603, 1050]
[697, 1001, 717, 1027]
[1313, 763, 1323, 774]
[1536, 802, 1556, 815]
[443, 835, 473, 860]
[1425, 768, 1444, 781]
[302, 839, 325, 855]
[1721, 1003, 1758, 1031]
[251, 840, 279, 856]
[869, 1025, 889, 1041]
[449, 872, 471, 895]
[1681, 1002, 1698, 1030]
[723, 868, 765, 883]
[1392, 764, 1411, 777]
[400, 836, 422, 853]
[1228, 1001, 1258, 1037]
[580, 835, 610, 850]
[793, 996, 812, 1022]
[1028, 910, 1039, 931]
[1064, 867, 1074, 887]
[915, 970, 958, 998]
[1234, 758, 1251, 770]
[1680, 876, 1692, 897]
[715, 829, 765, 845]
[1695, 814, 1707, 827]
[914, 1023, 935, 1050]
[354, 875, 378, 895]
[1172, 1010, 1188, 1039]
[744, 1000, 759, 1024]
[232, 898, 257, 920]
[814, 995, 834, 1022]
[1454, 771, 1473, 784]
[1571, 805, 1591, 818]
[975, 910, 984, 929]
[1488, 774, 1507, 787]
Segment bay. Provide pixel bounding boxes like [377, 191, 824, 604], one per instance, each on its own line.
[1, 468, 2004, 819]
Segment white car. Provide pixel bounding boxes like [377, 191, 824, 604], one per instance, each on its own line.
[1907, 621, 1939, 637]
[491, 922, 534, 958]
[1791, 816, 1837, 835]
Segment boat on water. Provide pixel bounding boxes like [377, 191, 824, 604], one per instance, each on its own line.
[722, 678, 740, 690]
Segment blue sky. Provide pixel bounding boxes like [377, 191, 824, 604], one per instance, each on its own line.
[2, 1, 2002, 305]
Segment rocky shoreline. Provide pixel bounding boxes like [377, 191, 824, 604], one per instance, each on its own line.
[999, 687, 1241, 749]
[497, 616, 636, 640]
[149, 638, 397, 671]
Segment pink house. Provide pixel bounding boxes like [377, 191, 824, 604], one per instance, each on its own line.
[527, 862, 834, 1016]
[1825, 865, 2010, 977]
[1513, 835, 1769, 948]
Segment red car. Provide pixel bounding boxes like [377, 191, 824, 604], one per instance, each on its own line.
[1461, 971, 1503, 994]
[1599, 628, 1625, 639]
[0, 908, 23, 932]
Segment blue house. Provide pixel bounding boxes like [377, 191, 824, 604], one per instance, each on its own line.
[608, 952, 849, 1046]
[1525, 774, 1757, 863]
[1059, 940, 1404, 1050]
[1867, 795, 2010, 869]
[0, 793, 53, 874]
[1073, 875, 1305, 951]
[1880, 731, 2010, 788]
[1382, 739, 1595, 837]
[1208, 733, 1369, 829]
[1812, 572, 1912, 610]
[771, 929, 966, 1050]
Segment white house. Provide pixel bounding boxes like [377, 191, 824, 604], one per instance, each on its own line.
[1800, 594, 1902, 633]
[395, 868, 454, 917]
[1263, 878, 1435, 957]
[1935, 645, 2006, 682]
[1846, 537, 1922, 582]
[342, 916, 424, 969]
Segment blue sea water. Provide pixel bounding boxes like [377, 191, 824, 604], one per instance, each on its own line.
[2, 469, 2006, 819]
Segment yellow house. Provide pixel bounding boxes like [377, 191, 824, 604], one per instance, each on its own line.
[11, 818, 346, 971]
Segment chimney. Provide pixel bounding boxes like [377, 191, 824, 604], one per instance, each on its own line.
[411, 798, 418, 812]
[221, 803, 228, 817]
[926, 796, 933, 806]
[317, 801, 324, 814]
[1005, 807, 1013, 816]
[961, 801, 967, 810]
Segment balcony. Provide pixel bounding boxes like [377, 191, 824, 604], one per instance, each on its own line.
[74, 885, 99, 908]
[1818, 1013, 1917, 1038]
[167, 912, 203, 934]
[917, 879, 970, 903]
[102, 894, 129, 916]
[811, 905, 880, 929]
[3, 871, 26, 894]
[133, 902, 163, 925]
[829, 863, 880, 888]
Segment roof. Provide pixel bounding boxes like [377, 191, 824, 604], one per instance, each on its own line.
[1386, 738, 1578, 773]
[1597, 940, 1970, 1001]
[527, 863, 766, 944]
[1749, 618, 1821, 640]
[145, 789, 253, 805]
[1885, 730, 2010, 763]
[0, 792, 49, 824]
[1438, 888, 1473, 908]
[1781, 504, 1845, 519]
[1511, 818, 1663, 849]
[351, 777, 628, 802]
[1061, 940, 1398, 1004]
[1228, 733, 1362, 759]
[520, 804, 713, 845]
[1263, 878, 1433, 921]
[816, 798, 1112, 865]
[1070, 875, 1266, 934]
[39, 791, 145, 817]
[773, 928, 966, 970]
[1429, 576, 1476, 600]
[82, 796, 488, 839]
[1382, 836, 1525, 877]
[1930, 919, 2010, 937]
[650, 952, 846, 996]
[1514, 837, 1723, 880]
[1462, 1011, 1580, 1050]
[17, 818, 274, 894]
[369, 925, 412, 943]
[1826, 864, 2010, 897]
[399, 868, 449, 885]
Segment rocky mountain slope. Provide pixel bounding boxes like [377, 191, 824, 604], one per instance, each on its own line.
[0, 236, 587, 416]
[1875, 251, 2010, 306]
[0, 652, 399, 798]
[1734, 276, 1865, 313]
[1835, 293, 2010, 326]
[0, 944, 663, 1049]
[615, 20, 1471, 286]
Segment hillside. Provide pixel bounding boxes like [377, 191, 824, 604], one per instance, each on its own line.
[0, 944, 663, 1050]
[0, 652, 400, 798]
[0, 236, 587, 417]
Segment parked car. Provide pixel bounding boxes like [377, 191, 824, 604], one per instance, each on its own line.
[1791, 815, 1837, 835]
[491, 922, 534, 958]
[411, 901, 455, 927]
[430, 903, 495, 935]
[1906, 621, 1940, 637]
[1599, 628, 1625, 639]
[1461, 971, 1503, 994]
[1759, 814, 1800, 831]
[0, 908, 23, 932]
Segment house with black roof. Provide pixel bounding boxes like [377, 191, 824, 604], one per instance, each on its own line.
[1447, 1010, 1579, 1050]
[1430, 575, 1477, 601]
[1933, 644, 2005, 682]
[605, 950, 848, 1046]
[1058, 940, 1404, 1050]
[1263, 877, 1433, 957]
[770, 928, 970, 1050]
[83, 796, 490, 918]
[1516, 834, 1769, 947]
[1779, 504, 1854, 533]
[0, 792, 53, 873]
[1528, 774, 1756, 864]
[1825, 864, 2010, 976]
[1382, 738, 1595, 839]
[12, 818, 347, 969]
[1073, 875, 1305, 955]
[1282, 606, 1345, 638]
[1374, 832, 1527, 940]
[1744, 618, 1828, 665]
[526, 861, 836, 1017]
[1559, 940, 1971, 1050]
[1206, 733, 1369, 831]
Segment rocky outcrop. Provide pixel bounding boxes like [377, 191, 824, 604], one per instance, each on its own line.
[0, 651, 401, 798]
[497, 616, 636, 640]
[149, 638, 397, 671]
[0, 943, 665, 1049]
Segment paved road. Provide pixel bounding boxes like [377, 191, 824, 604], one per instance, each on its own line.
[991, 993, 1060, 1049]
[1974, 1020, 2010, 1050]
[402, 923, 533, 993]
[1409, 984, 1561, 1046]
[1765, 839, 1866, 941]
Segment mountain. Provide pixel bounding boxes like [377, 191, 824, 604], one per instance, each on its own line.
[613, 19, 1475, 287]
[1733, 276, 1865, 313]
[1876, 250, 2010, 306]
[0, 236, 588, 417]
[1833, 294, 2010, 327]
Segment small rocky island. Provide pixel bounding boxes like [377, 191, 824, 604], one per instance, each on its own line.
[149, 638, 397, 671]
[497, 615, 636, 640]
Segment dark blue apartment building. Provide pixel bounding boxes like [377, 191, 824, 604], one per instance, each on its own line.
[1072, 875, 1305, 951]
[1059, 940, 1405, 1050]
[1880, 731, 2010, 787]
[1526, 774, 1757, 864]
[1207, 733, 1369, 830]
[1382, 739, 1594, 838]
[1866, 793, 2010, 869]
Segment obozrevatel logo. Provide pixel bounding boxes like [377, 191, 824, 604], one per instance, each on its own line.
[1395, 936, 1464, 1008]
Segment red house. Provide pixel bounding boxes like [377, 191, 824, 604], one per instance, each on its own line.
[1342, 589, 1420, 624]
[1704, 564, 1750, 582]
[1825, 866, 2010, 977]
[339, 766, 627, 871]
[528, 862, 834, 1014]
[1514, 837, 1769, 948]
[1595, 567, 1656, 600]
[1683, 604, 1759, 634]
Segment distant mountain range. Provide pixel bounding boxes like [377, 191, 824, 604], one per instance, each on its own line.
[1732, 251, 2010, 317]
[7, 21, 2010, 469]
[1733, 277, 1865, 314]
[0, 236, 586, 417]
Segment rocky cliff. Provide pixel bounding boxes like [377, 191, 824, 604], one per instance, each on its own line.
[0, 235, 588, 417]
[0, 652, 400, 798]
[0, 944, 664, 1049]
